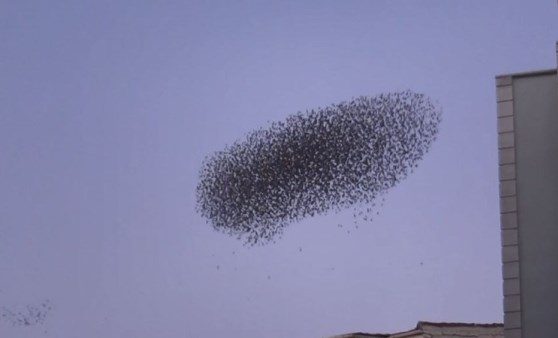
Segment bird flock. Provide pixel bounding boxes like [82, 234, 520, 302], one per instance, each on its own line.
[0, 299, 52, 327]
[196, 91, 442, 245]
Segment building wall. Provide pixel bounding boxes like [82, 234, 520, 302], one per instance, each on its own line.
[514, 73, 558, 338]
[496, 43, 558, 338]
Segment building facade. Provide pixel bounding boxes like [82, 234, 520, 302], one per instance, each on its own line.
[495, 43, 558, 338]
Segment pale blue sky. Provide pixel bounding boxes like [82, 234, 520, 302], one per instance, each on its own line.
[1, 1, 557, 337]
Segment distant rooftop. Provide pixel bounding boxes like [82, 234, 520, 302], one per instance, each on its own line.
[329, 321, 503, 338]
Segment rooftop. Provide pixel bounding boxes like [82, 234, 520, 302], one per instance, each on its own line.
[329, 321, 503, 338]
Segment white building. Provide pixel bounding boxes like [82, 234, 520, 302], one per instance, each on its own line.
[495, 43, 558, 338]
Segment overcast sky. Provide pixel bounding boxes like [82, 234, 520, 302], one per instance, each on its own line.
[1, 1, 557, 337]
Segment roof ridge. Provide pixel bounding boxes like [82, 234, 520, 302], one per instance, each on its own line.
[416, 320, 503, 328]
